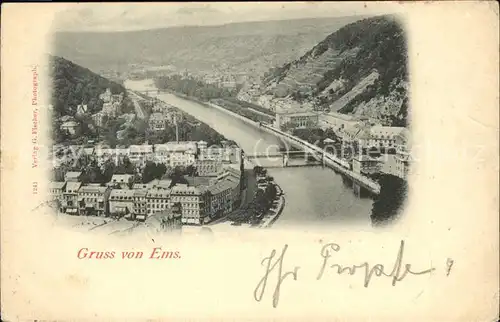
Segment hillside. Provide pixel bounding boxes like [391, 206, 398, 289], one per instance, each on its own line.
[49, 55, 127, 118]
[51, 16, 365, 79]
[248, 15, 409, 126]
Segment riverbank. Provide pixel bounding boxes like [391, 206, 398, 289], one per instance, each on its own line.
[148, 89, 377, 208]
[259, 193, 285, 228]
[125, 79, 373, 227]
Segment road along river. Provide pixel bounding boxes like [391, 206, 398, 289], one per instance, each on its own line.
[124, 79, 373, 228]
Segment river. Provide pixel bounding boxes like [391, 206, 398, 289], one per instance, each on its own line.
[124, 79, 373, 228]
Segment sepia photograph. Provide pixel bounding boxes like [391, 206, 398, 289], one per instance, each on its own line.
[47, 3, 410, 236]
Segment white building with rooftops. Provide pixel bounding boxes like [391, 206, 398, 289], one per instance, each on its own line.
[129, 144, 153, 166]
[207, 178, 238, 219]
[65, 171, 83, 182]
[49, 181, 66, 211]
[77, 184, 111, 216]
[62, 181, 82, 214]
[133, 189, 148, 221]
[274, 107, 319, 130]
[108, 174, 134, 189]
[171, 184, 210, 225]
[109, 189, 135, 216]
[146, 188, 171, 217]
[148, 113, 168, 131]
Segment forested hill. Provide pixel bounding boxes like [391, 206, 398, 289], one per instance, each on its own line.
[257, 15, 409, 126]
[52, 16, 364, 79]
[49, 55, 126, 118]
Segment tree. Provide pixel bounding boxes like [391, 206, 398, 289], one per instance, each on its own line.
[186, 164, 197, 176]
[371, 174, 408, 225]
[142, 161, 167, 183]
[280, 122, 297, 133]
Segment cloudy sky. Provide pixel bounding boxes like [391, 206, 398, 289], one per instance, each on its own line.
[52, 2, 404, 32]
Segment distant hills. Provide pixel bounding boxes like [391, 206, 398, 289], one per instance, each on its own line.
[251, 15, 409, 126]
[51, 16, 365, 78]
[52, 15, 410, 127]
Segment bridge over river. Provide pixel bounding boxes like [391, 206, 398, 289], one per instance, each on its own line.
[125, 79, 374, 228]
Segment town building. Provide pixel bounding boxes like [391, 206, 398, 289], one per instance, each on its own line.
[361, 126, 406, 150]
[165, 111, 183, 124]
[145, 210, 182, 233]
[102, 101, 121, 117]
[149, 179, 172, 190]
[226, 176, 242, 209]
[148, 113, 168, 131]
[186, 176, 216, 188]
[99, 88, 112, 103]
[207, 178, 238, 220]
[198, 146, 242, 164]
[108, 174, 134, 189]
[49, 181, 66, 210]
[161, 142, 197, 167]
[77, 184, 110, 216]
[108, 189, 135, 217]
[153, 144, 171, 164]
[274, 107, 319, 130]
[195, 160, 223, 177]
[129, 145, 154, 166]
[133, 189, 148, 221]
[133, 179, 172, 190]
[196, 140, 208, 150]
[111, 93, 124, 104]
[92, 112, 106, 127]
[76, 104, 88, 115]
[62, 181, 82, 215]
[170, 184, 209, 225]
[146, 188, 171, 217]
[60, 121, 79, 135]
[83, 147, 95, 156]
[394, 128, 411, 179]
[320, 112, 361, 132]
[94, 147, 113, 166]
[65, 171, 83, 182]
[352, 155, 383, 176]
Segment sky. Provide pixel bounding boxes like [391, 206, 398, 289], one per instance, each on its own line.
[52, 2, 405, 32]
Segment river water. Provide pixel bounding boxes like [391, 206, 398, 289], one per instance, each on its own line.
[124, 79, 373, 228]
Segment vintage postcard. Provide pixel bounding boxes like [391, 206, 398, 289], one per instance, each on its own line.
[1, 2, 499, 321]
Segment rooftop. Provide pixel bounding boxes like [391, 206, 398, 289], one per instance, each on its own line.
[61, 121, 79, 127]
[275, 107, 317, 116]
[79, 185, 108, 194]
[65, 171, 82, 178]
[110, 174, 134, 183]
[155, 142, 197, 152]
[149, 113, 166, 120]
[65, 181, 82, 192]
[186, 176, 212, 188]
[208, 178, 238, 195]
[146, 188, 171, 198]
[49, 181, 66, 190]
[133, 189, 148, 198]
[129, 145, 154, 153]
[370, 126, 406, 138]
[110, 189, 135, 198]
[171, 183, 205, 195]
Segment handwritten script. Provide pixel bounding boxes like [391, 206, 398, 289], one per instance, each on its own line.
[254, 240, 440, 308]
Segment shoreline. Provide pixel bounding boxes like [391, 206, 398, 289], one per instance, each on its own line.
[156, 89, 378, 193]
